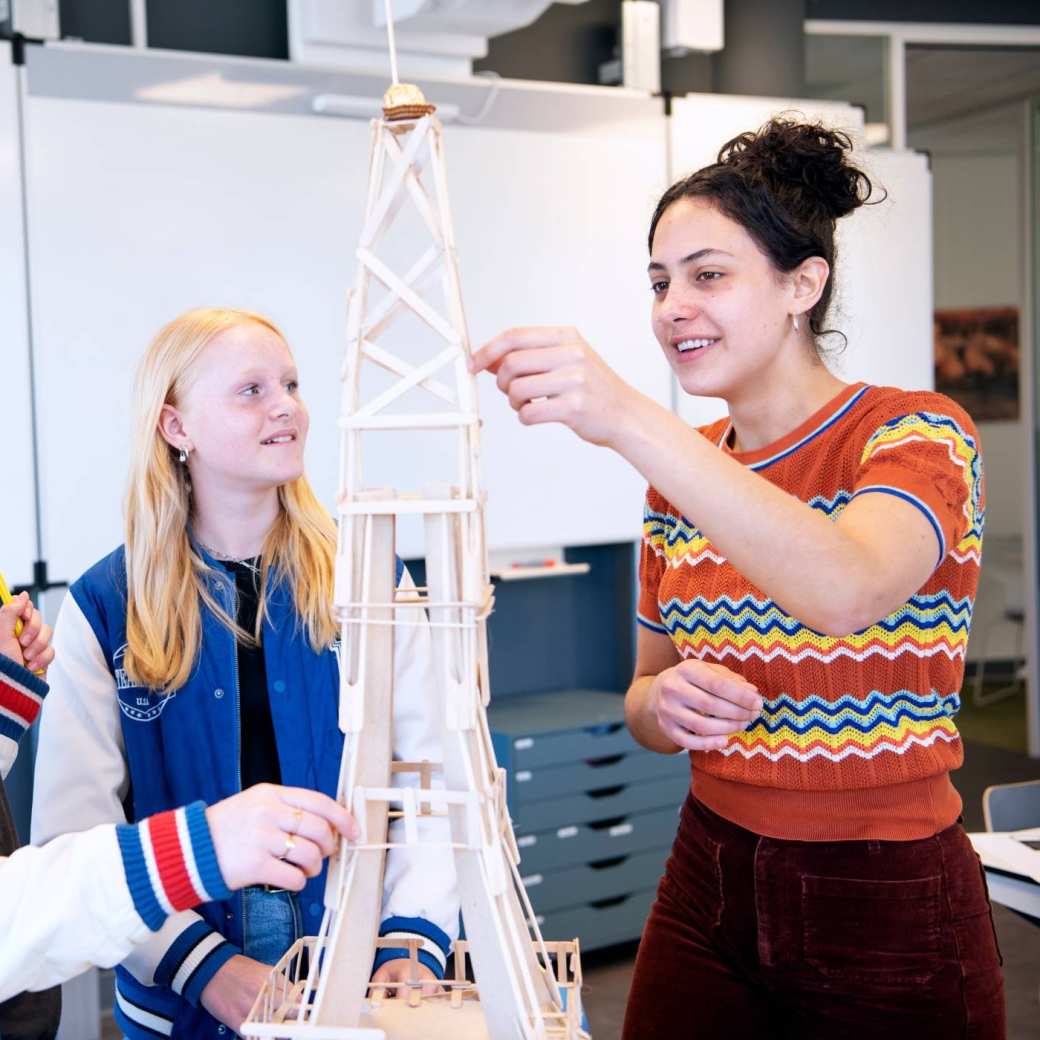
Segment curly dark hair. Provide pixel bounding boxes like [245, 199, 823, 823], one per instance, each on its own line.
[648, 116, 880, 346]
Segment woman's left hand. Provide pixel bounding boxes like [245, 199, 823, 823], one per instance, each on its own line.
[370, 957, 440, 999]
[470, 326, 641, 448]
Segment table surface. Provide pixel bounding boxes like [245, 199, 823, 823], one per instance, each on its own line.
[968, 829, 1040, 922]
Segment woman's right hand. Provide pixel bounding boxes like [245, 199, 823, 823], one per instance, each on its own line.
[649, 659, 762, 751]
[205, 783, 359, 893]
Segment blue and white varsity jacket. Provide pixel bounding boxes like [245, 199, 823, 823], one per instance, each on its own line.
[31, 545, 458, 1038]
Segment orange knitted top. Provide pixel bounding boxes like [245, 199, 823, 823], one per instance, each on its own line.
[638, 382, 985, 841]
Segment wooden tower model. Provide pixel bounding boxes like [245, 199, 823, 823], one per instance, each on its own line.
[241, 12, 587, 1040]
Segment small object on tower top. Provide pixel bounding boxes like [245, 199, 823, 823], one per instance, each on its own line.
[382, 82, 436, 122]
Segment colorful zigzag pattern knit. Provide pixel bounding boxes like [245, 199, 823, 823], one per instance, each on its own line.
[639, 384, 984, 840]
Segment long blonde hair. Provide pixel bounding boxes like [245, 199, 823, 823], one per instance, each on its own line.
[124, 307, 337, 691]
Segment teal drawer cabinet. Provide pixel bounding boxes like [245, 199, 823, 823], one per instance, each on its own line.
[516, 805, 681, 875]
[489, 690, 688, 950]
[534, 889, 659, 953]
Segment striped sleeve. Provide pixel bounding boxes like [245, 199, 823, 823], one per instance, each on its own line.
[116, 802, 236, 1005]
[374, 916, 452, 979]
[151, 918, 238, 1006]
[0, 654, 47, 781]
[638, 491, 669, 633]
[115, 802, 231, 930]
[851, 407, 984, 568]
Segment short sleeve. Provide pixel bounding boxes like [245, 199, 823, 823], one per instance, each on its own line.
[638, 491, 670, 633]
[851, 406, 984, 568]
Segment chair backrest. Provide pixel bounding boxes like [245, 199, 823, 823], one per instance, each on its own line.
[983, 779, 1040, 832]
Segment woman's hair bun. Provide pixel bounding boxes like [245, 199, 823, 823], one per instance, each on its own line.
[718, 116, 874, 221]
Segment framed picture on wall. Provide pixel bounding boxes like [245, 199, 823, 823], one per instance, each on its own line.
[934, 306, 1019, 422]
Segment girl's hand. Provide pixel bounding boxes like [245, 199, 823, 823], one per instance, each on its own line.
[0, 593, 53, 676]
[200, 954, 279, 1032]
[370, 958, 440, 999]
[470, 326, 642, 448]
[205, 783, 359, 893]
[649, 660, 762, 752]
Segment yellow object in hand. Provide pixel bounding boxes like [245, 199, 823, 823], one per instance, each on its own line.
[0, 571, 43, 676]
[0, 571, 22, 638]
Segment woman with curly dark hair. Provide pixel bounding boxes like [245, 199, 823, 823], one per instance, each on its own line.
[473, 118, 1003, 1038]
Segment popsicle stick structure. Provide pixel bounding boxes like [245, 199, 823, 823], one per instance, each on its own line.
[241, 78, 588, 1040]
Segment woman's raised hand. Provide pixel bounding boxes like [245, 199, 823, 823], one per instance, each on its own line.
[470, 326, 642, 448]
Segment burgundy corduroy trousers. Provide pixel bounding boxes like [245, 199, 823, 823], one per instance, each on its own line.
[622, 794, 1006, 1039]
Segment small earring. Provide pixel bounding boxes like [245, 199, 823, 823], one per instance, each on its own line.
[792, 314, 800, 333]
[178, 446, 190, 463]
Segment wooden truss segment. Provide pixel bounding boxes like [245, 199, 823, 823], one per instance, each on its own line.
[243, 99, 588, 1040]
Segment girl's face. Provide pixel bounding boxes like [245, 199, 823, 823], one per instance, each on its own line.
[172, 322, 309, 496]
[648, 197, 796, 401]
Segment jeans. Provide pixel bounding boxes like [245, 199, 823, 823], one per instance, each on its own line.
[241, 886, 303, 967]
[622, 793, 1006, 1039]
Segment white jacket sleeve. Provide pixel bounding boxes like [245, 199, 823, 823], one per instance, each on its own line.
[30, 594, 238, 1002]
[0, 824, 149, 1002]
[31, 593, 129, 843]
[0, 799, 232, 1004]
[377, 567, 460, 977]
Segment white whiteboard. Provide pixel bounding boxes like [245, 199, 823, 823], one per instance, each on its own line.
[22, 48, 669, 580]
[668, 93, 933, 430]
[0, 44, 36, 589]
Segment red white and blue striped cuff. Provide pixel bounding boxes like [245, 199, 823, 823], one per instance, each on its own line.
[116, 802, 231, 931]
[0, 655, 47, 775]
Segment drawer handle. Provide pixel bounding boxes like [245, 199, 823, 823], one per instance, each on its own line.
[589, 894, 630, 910]
[589, 855, 629, 870]
[587, 816, 628, 831]
[582, 722, 625, 737]
[584, 754, 625, 768]
[587, 785, 626, 799]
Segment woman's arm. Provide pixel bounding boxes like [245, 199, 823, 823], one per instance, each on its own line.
[472, 329, 939, 635]
[0, 786, 354, 1005]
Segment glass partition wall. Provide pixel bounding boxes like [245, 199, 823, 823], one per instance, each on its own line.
[1027, 97, 1040, 757]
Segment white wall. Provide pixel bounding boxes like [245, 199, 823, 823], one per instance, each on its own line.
[931, 153, 1021, 313]
[0, 45, 37, 589]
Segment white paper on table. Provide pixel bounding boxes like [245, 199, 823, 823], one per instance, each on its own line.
[968, 828, 1040, 884]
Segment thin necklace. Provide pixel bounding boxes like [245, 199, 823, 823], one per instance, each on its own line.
[198, 539, 261, 571]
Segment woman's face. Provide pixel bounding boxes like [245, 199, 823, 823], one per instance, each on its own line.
[173, 322, 309, 496]
[648, 196, 795, 401]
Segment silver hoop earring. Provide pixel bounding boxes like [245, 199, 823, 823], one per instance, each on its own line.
[178, 447, 190, 463]
[792, 314, 800, 333]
